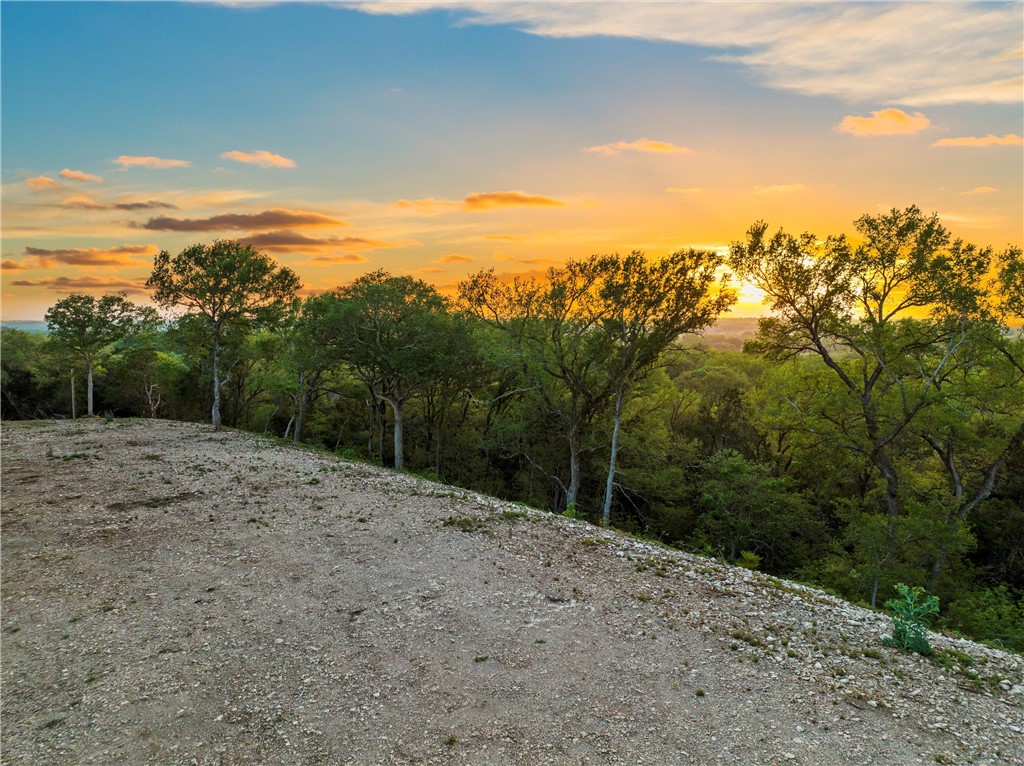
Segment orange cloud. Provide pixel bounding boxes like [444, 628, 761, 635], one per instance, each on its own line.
[62, 195, 105, 209]
[1, 259, 33, 271]
[60, 168, 103, 183]
[23, 244, 159, 268]
[961, 186, 998, 195]
[394, 192, 564, 213]
[932, 134, 1023, 148]
[62, 196, 176, 211]
[114, 155, 191, 169]
[585, 138, 692, 157]
[26, 176, 61, 190]
[392, 197, 461, 212]
[308, 254, 370, 264]
[221, 150, 296, 168]
[434, 253, 474, 263]
[139, 209, 342, 231]
[754, 184, 807, 195]
[836, 108, 930, 136]
[237, 231, 391, 253]
[462, 191, 563, 210]
[9, 276, 149, 294]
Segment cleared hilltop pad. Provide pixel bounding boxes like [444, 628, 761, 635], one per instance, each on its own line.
[1, 421, 1021, 766]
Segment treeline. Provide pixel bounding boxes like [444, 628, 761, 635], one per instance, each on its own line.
[3, 205, 1022, 650]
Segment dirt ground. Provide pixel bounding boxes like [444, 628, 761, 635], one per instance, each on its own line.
[1, 419, 1022, 765]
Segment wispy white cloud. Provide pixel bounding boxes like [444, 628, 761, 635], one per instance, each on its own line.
[343, 2, 1022, 106]
[221, 149, 296, 168]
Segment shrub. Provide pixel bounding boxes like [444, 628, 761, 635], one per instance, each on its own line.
[884, 583, 939, 655]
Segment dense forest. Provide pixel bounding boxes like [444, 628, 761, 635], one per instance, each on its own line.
[3, 206, 1022, 651]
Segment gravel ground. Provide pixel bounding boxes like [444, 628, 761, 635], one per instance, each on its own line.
[1, 418, 1022, 766]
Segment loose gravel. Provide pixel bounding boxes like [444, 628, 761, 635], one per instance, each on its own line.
[1, 419, 1021, 765]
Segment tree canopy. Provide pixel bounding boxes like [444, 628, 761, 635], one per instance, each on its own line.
[44, 292, 158, 417]
[147, 240, 300, 429]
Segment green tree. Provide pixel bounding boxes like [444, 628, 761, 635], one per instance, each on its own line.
[460, 266, 615, 512]
[146, 240, 300, 430]
[0, 328, 60, 419]
[730, 206, 1016, 603]
[330, 271, 455, 471]
[589, 250, 735, 526]
[285, 293, 348, 443]
[44, 292, 158, 417]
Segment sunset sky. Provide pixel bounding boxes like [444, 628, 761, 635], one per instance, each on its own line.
[2, 1, 1022, 320]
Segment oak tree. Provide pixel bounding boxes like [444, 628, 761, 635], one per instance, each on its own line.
[147, 240, 300, 430]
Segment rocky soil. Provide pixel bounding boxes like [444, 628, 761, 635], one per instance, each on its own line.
[1, 419, 1022, 766]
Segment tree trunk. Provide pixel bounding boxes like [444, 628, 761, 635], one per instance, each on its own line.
[70, 373, 76, 419]
[211, 323, 223, 431]
[384, 396, 405, 471]
[294, 378, 308, 443]
[86, 356, 95, 417]
[925, 423, 1021, 593]
[566, 422, 581, 511]
[602, 388, 625, 527]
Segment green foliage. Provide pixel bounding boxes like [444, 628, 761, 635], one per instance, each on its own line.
[44, 292, 158, 416]
[561, 502, 577, 519]
[944, 585, 1024, 652]
[884, 583, 939, 655]
[737, 550, 761, 570]
[147, 239, 300, 429]
[694, 449, 826, 573]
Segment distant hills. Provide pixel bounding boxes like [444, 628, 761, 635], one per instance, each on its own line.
[1, 321, 48, 335]
[0, 317, 765, 346]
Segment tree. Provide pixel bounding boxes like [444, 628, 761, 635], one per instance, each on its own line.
[285, 293, 347, 443]
[589, 250, 735, 526]
[147, 240, 300, 430]
[329, 271, 455, 471]
[729, 206, 1016, 603]
[44, 293, 158, 417]
[460, 265, 616, 512]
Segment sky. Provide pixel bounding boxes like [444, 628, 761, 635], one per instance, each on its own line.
[2, 0, 1022, 320]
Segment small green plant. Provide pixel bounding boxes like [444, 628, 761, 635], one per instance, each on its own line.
[884, 583, 939, 656]
[103, 410, 115, 424]
[561, 501, 577, 519]
[736, 550, 761, 570]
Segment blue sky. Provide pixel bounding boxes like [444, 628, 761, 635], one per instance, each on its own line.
[2, 1, 1021, 319]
